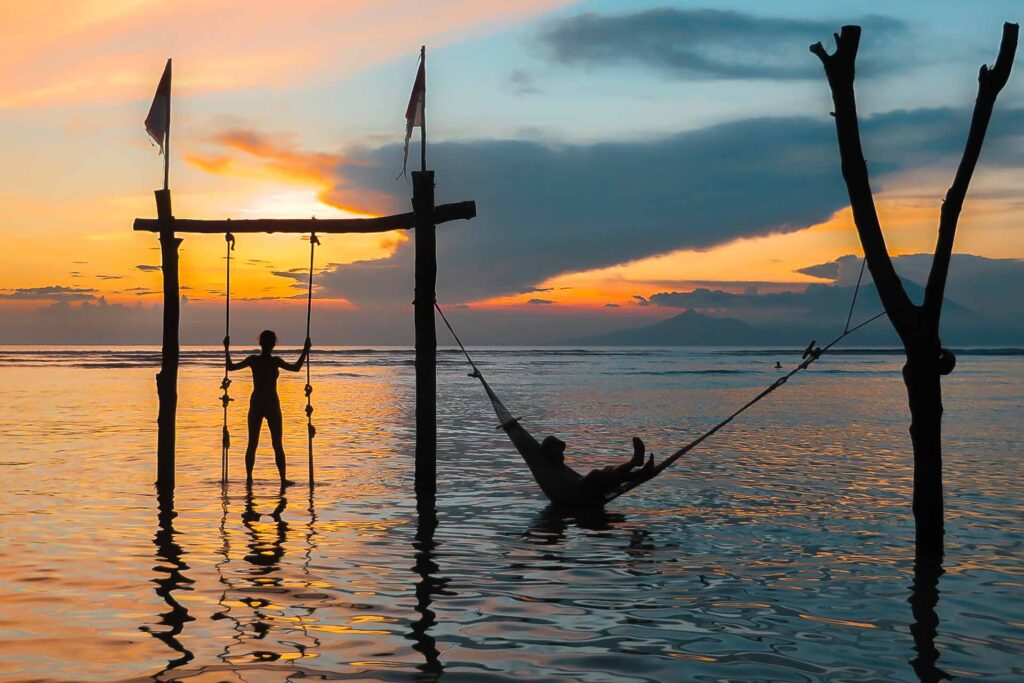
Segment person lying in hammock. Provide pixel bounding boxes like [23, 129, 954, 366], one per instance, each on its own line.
[503, 416, 655, 506]
[225, 330, 310, 487]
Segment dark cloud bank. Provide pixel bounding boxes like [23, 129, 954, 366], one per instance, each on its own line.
[540, 8, 908, 81]
[604, 254, 1024, 346]
[317, 106, 1024, 312]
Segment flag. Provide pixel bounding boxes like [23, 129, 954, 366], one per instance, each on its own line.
[145, 59, 172, 154]
[399, 48, 425, 178]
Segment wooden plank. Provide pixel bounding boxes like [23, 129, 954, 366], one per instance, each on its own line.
[133, 200, 475, 234]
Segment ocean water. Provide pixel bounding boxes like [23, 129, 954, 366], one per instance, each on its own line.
[0, 345, 1021, 682]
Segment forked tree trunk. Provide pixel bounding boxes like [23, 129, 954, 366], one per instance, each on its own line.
[811, 24, 1018, 556]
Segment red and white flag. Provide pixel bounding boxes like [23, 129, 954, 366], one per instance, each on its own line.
[145, 59, 172, 154]
[399, 48, 425, 178]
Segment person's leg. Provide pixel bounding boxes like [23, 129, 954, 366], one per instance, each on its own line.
[245, 406, 262, 484]
[267, 405, 294, 486]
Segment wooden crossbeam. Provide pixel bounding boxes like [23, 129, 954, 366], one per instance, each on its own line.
[133, 200, 475, 233]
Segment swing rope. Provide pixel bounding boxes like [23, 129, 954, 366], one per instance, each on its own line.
[304, 232, 320, 485]
[220, 232, 235, 484]
[435, 268, 885, 504]
[844, 257, 868, 334]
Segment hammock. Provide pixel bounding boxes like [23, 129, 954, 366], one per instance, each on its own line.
[435, 299, 883, 507]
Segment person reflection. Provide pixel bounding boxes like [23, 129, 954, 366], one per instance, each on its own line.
[140, 489, 195, 675]
[242, 484, 289, 571]
[237, 485, 289, 656]
[527, 504, 622, 545]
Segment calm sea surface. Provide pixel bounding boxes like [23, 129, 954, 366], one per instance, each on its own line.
[0, 345, 1021, 682]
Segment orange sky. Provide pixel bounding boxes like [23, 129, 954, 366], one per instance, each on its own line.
[1, 1, 1022, 326]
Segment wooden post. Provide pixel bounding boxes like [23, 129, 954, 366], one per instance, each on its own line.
[412, 171, 436, 503]
[155, 189, 181, 491]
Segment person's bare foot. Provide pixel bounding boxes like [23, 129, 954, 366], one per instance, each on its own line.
[630, 437, 646, 467]
[280, 478, 296, 488]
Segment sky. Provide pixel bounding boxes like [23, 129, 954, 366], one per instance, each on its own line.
[1, 0, 1022, 345]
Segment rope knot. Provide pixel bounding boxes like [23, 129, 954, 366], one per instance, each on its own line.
[304, 384, 313, 397]
[802, 339, 822, 360]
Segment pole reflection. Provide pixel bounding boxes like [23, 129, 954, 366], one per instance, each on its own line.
[140, 487, 195, 676]
[407, 501, 446, 678]
[909, 543, 950, 682]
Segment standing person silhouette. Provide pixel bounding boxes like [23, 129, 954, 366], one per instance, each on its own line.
[225, 330, 310, 487]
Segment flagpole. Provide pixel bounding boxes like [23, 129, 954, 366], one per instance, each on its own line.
[419, 46, 426, 173]
[164, 59, 172, 191]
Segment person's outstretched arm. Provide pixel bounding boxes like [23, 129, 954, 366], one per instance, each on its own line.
[279, 337, 311, 372]
[224, 336, 252, 371]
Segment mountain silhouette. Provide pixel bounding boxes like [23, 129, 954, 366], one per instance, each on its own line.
[581, 309, 760, 346]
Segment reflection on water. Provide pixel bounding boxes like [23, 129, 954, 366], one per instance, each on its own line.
[142, 489, 195, 676]
[408, 503, 445, 679]
[910, 549, 950, 683]
[0, 346, 1022, 681]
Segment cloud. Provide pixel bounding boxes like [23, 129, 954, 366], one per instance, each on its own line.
[0, 285, 98, 301]
[643, 253, 1024, 344]
[135, 264, 161, 272]
[186, 128, 403, 214]
[508, 69, 541, 95]
[96, 274, 123, 280]
[527, 298, 554, 305]
[539, 9, 908, 81]
[798, 253, 1024, 319]
[313, 106, 1024, 308]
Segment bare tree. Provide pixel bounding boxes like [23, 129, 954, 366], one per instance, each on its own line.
[810, 24, 1018, 555]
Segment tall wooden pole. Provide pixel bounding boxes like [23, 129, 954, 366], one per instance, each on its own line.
[412, 170, 436, 505]
[155, 189, 180, 491]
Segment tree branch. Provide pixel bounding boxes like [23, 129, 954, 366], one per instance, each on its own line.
[811, 26, 916, 340]
[923, 22, 1018, 324]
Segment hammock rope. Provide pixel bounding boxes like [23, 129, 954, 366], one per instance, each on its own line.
[304, 232, 320, 486]
[220, 232, 235, 484]
[434, 283, 884, 504]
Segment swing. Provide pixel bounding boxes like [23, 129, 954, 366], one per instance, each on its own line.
[221, 232, 320, 484]
[435, 261, 884, 507]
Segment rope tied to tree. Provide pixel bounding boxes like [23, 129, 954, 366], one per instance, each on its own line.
[220, 231, 235, 483]
[844, 257, 868, 334]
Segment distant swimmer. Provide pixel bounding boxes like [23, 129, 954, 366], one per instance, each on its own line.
[774, 361, 783, 369]
[226, 330, 310, 487]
